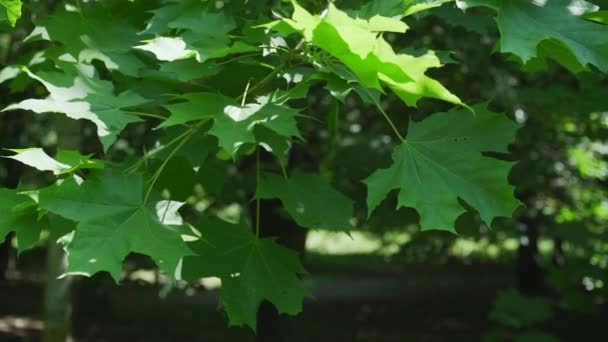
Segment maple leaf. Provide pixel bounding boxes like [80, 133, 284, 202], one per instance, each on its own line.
[3, 148, 103, 175]
[161, 93, 302, 158]
[257, 170, 354, 231]
[355, 0, 452, 18]
[140, 3, 255, 63]
[278, 2, 461, 107]
[2, 66, 147, 151]
[0, 0, 21, 26]
[183, 218, 310, 331]
[0, 189, 43, 253]
[364, 104, 520, 233]
[38, 171, 193, 281]
[459, 0, 608, 72]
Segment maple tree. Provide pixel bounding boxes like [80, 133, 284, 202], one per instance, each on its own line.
[0, 0, 607, 336]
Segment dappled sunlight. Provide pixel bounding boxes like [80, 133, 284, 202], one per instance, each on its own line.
[0, 316, 43, 336]
[135, 36, 195, 62]
[566, 0, 598, 15]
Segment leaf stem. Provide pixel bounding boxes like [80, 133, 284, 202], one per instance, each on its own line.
[238, 65, 285, 102]
[279, 160, 288, 179]
[255, 147, 261, 238]
[124, 111, 168, 121]
[143, 124, 200, 205]
[365, 88, 406, 143]
[241, 79, 252, 107]
[217, 53, 260, 66]
[125, 128, 192, 174]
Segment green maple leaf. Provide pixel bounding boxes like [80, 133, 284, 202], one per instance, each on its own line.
[355, 0, 452, 18]
[27, 9, 144, 76]
[431, 5, 494, 35]
[3, 148, 104, 175]
[38, 171, 193, 281]
[161, 93, 302, 157]
[135, 37, 196, 62]
[2, 66, 147, 151]
[156, 128, 217, 168]
[183, 218, 310, 331]
[0, 0, 21, 27]
[143, 1, 218, 34]
[280, 2, 461, 107]
[460, 0, 608, 72]
[364, 104, 520, 233]
[582, 10, 608, 24]
[159, 93, 231, 128]
[0, 189, 43, 253]
[257, 170, 354, 231]
[169, 9, 257, 60]
[140, 3, 255, 63]
[211, 102, 302, 157]
[159, 59, 220, 82]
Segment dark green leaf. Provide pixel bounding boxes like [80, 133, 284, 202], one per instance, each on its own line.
[257, 170, 354, 231]
[364, 104, 520, 233]
[183, 218, 310, 331]
[38, 171, 193, 281]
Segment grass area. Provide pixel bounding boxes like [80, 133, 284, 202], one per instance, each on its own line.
[305, 229, 558, 264]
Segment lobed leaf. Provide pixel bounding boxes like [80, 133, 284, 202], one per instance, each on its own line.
[38, 170, 193, 281]
[161, 93, 302, 158]
[0, 0, 21, 27]
[280, 2, 462, 107]
[364, 104, 520, 233]
[3, 148, 103, 175]
[183, 218, 310, 331]
[0, 189, 43, 253]
[2, 66, 148, 151]
[257, 170, 355, 231]
[459, 0, 608, 73]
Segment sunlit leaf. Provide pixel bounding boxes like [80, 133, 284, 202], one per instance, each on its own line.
[280, 2, 462, 107]
[2, 66, 147, 151]
[0, 0, 21, 27]
[3, 148, 103, 175]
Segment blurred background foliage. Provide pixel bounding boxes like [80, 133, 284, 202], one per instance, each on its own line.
[1, 0, 607, 341]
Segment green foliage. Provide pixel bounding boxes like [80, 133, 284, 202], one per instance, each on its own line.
[364, 104, 520, 232]
[38, 171, 193, 281]
[0, 0, 607, 333]
[3, 148, 103, 174]
[460, 0, 608, 72]
[183, 218, 310, 331]
[276, 2, 462, 106]
[0, 0, 21, 27]
[0, 189, 42, 252]
[3, 66, 146, 151]
[490, 289, 553, 328]
[355, 0, 452, 18]
[486, 289, 559, 342]
[257, 170, 354, 231]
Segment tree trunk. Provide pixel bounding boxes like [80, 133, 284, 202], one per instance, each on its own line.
[43, 243, 73, 342]
[0, 115, 24, 280]
[517, 216, 545, 296]
[0, 233, 15, 280]
[42, 117, 82, 342]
